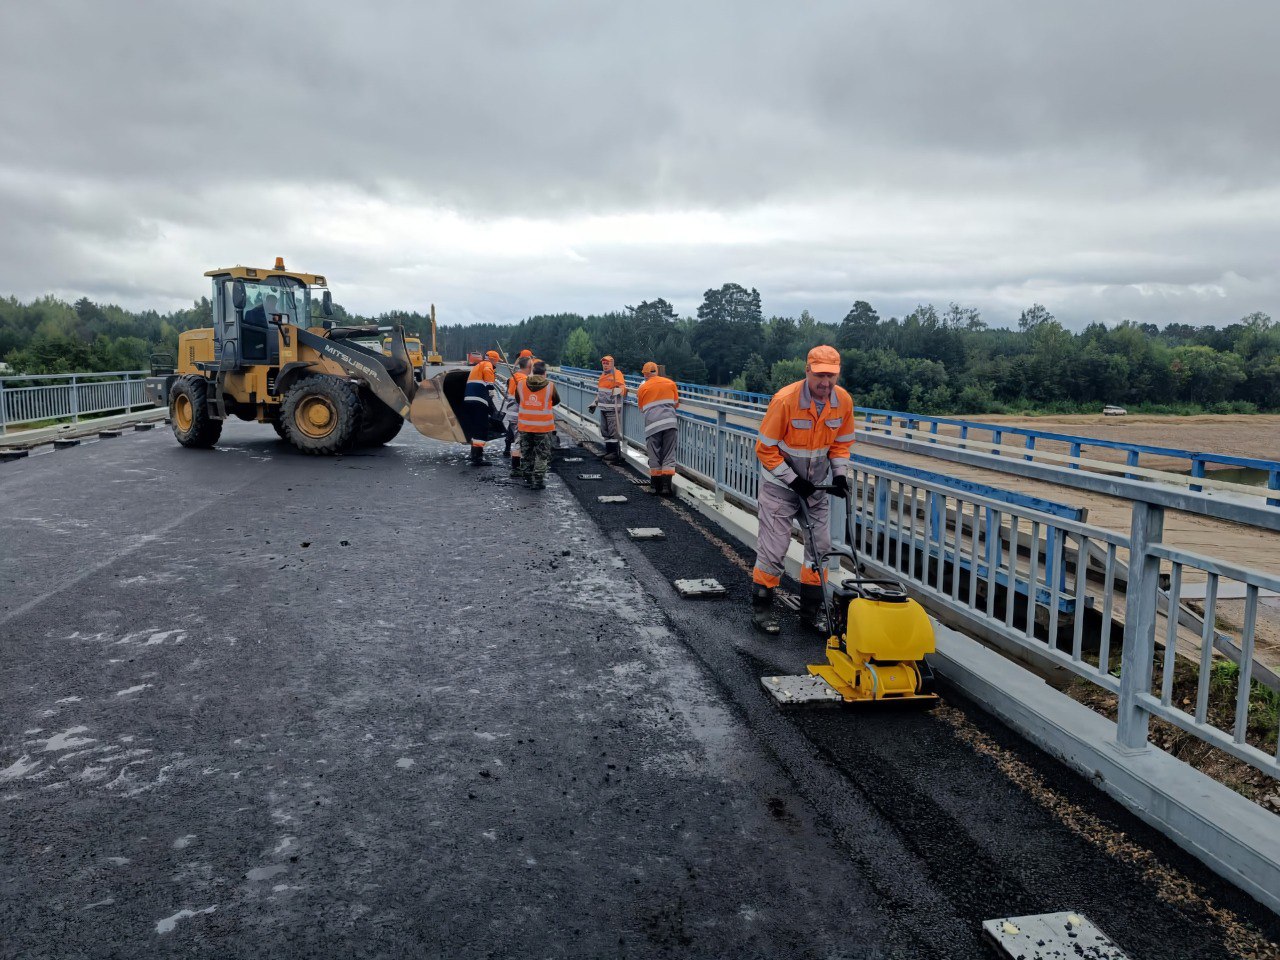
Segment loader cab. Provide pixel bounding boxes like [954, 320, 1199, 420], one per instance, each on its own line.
[215, 277, 308, 368]
[203, 261, 329, 372]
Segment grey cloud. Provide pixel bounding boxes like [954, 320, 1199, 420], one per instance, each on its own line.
[1, 1, 1278, 327]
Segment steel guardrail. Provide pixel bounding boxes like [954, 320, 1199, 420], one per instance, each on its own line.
[0, 370, 152, 435]
[552, 368, 1280, 779]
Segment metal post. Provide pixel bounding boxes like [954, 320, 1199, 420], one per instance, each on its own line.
[70, 374, 80, 424]
[1116, 500, 1165, 750]
[0, 378, 7, 436]
[992, 430, 1002, 456]
[124, 373, 133, 413]
[1268, 468, 1279, 509]
[1190, 458, 1206, 493]
[1024, 435, 1036, 461]
[1070, 441, 1081, 470]
[1125, 449, 1140, 481]
[714, 410, 726, 505]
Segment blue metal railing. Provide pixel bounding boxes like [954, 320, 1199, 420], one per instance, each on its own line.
[551, 368, 1280, 779]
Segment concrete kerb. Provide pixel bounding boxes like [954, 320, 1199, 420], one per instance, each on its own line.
[0, 406, 166, 450]
[553, 403, 1280, 918]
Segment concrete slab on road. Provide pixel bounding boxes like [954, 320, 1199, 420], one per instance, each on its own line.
[1, 422, 894, 958]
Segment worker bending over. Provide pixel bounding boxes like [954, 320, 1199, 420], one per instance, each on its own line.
[636, 361, 679, 496]
[516, 360, 560, 490]
[751, 345, 855, 635]
[462, 349, 502, 464]
[503, 355, 532, 474]
[588, 355, 627, 463]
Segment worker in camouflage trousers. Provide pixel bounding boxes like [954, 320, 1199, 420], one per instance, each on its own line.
[516, 361, 561, 491]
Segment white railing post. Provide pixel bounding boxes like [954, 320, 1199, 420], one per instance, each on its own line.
[125, 373, 133, 413]
[70, 375, 80, 424]
[0, 379, 7, 436]
[1116, 499, 1165, 750]
[714, 410, 726, 505]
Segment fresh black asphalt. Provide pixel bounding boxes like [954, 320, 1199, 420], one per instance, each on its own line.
[0, 421, 1277, 959]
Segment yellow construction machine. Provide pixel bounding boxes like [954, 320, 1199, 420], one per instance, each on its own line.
[383, 334, 425, 380]
[426, 303, 444, 366]
[145, 259, 481, 454]
[762, 487, 938, 706]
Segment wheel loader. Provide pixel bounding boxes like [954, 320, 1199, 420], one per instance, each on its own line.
[144, 260, 496, 455]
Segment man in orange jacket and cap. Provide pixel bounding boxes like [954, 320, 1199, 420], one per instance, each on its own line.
[636, 361, 679, 496]
[751, 345, 855, 635]
[588, 355, 627, 463]
[462, 349, 503, 465]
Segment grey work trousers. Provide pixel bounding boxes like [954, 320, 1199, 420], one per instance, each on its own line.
[599, 407, 622, 444]
[753, 480, 831, 588]
[645, 428, 678, 476]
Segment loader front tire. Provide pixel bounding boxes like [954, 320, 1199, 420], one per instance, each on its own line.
[355, 392, 404, 446]
[169, 375, 222, 449]
[282, 376, 360, 455]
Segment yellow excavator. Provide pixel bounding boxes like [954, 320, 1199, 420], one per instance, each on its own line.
[426, 303, 444, 365]
[144, 260, 483, 454]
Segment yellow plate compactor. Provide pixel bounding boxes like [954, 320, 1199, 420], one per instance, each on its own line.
[762, 486, 938, 706]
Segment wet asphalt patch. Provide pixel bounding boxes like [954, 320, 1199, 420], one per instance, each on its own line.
[550, 442, 1280, 960]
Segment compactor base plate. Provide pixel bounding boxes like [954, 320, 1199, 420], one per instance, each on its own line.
[982, 912, 1128, 959]
[761, 674, 843, 705]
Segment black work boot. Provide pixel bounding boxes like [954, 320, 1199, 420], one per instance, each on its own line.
[751, 585, 781, 635]
[510, 457, 523, 477]
[798, 583, 830, 635]
[602, 442, 621, 464]
[660, 475, 676, 497]
[470, 445, 486, 465]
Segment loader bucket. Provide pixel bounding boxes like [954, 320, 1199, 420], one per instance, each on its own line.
[407, 371, 468, 443]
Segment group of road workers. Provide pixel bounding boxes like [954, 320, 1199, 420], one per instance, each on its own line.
[461, 342, 853, 638]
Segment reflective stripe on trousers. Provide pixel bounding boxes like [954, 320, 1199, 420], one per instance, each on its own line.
[645, 427, 677, 476]
[599, 408, 621, 442]
[752, 481, 831, 588]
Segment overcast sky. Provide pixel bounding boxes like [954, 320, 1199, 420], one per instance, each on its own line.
[2, 1, 1278, 329]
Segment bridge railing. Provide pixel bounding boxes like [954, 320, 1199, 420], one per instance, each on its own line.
[0, 370, 153, 435]
[556, 365, 1280, 505]
[552, 370, 1280, 780]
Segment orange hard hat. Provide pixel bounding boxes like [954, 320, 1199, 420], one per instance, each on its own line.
[518, 349, 533, 358]
[486, 350, 501, 362]
[642, 361, 658, 376]
[601, 355, 614, 363]
[807, 345, 841, 374]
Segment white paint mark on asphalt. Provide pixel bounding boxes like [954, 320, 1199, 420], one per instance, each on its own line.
[0, 756, 42, 782]
[246, 864, 287, 881]
[482, 830, 497, 841]
[105, 857, 130, 866]
[395, 757, 415, 769]
[55, 696, 82, 703]
[42, 727, 95, 751]
[144, 630, 184, 645]
[23, 728, 43, 735]
[155, 905, 216, 935]
[115, 684, 152, 697]
[173, 835, 197, 850]
[271, 836, 296, 855]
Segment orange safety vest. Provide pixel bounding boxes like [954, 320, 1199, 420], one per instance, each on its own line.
[517, 381, 557, 433]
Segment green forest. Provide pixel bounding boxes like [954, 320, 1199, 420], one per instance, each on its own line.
[2, 284, 1277, 414]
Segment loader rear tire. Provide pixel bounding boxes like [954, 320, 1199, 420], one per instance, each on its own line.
[169, 375, 222, 449]
[355, 393, 404, 446]
[282, 376, 360, 455]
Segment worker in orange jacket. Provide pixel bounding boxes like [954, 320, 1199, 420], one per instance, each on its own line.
[462, 349, 502, 465]
[503, 355, 532, 473]
[751, 345, 855, 635]
[636, 361, 679, 496]
[588, 355, 627, 463]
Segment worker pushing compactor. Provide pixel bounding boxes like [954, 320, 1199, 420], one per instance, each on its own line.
[751, 345, 856, 636]
[636, 361, 680, 496]
[589, 355, 627, 463]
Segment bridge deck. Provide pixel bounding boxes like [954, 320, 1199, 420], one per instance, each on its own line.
[1, 423, 1277, 957]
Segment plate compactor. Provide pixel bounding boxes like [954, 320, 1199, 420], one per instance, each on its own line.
[762, 486, 938, 707]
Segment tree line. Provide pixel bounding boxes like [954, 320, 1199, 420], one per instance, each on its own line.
[1, 286, 1277, 413]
